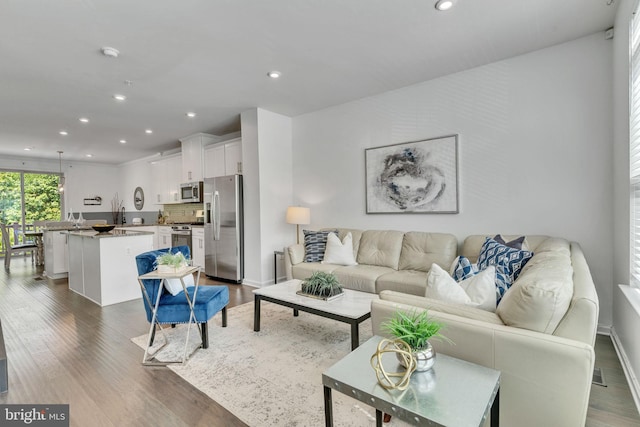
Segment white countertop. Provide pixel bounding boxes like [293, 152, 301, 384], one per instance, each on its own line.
[68, 229, 154, 238]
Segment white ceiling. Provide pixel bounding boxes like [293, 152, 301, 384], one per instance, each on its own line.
[0, 0, 617, 164]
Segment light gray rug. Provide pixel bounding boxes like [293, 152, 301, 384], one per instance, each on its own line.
[131, 302, 412, 426]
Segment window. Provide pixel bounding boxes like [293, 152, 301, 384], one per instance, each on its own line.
[631, 5, 640, 288]
[0, 170, 62, 245]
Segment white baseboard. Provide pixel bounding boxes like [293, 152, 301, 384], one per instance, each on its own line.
[597, 324, 612, 335]
[610, 327, 640, 414]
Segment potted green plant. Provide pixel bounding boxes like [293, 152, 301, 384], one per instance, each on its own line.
[156, 251, 190, 274]
[298, 271, 343, 300]
[382, 310, 449, 372]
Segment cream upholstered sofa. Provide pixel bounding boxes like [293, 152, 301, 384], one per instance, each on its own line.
[285, 230, 599, 427]
[371, 234, 599, 427]
[284, 228, 458, 295]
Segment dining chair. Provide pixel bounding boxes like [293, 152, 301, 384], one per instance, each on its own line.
[1, 224, 37, 269]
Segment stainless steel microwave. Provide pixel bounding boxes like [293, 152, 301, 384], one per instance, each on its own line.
[180, 181, 203, 203]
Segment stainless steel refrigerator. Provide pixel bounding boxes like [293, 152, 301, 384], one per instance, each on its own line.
[204, 175, 244, 283]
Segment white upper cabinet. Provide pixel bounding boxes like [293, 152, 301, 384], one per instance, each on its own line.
[151, 155, 182, 204]
[204, 137, 243, 178]
[180, 133, 218, 182]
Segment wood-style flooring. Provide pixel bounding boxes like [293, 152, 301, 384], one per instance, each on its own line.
[0, 258, 638, 426]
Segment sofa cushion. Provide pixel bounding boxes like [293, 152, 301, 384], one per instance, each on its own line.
[378, 290, 504, 325]
[332, 265, 394, 293]
[461, 235, 550, 263]
[398, 232, 457, 272]
[356, 230, 404, 270]
[426, 263, 496, 312]
[477, 237, 533, 282]
[291, 262, 340, 280]
[303, 229, 337, 262]
[375, 270, 428, 296]
[496, 248, 573, 334]
[321, 232, 357, 266]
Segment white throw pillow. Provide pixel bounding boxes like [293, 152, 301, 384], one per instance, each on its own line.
[426, 263, 497, 312]
[321, 232, 358, 266]
[164, 273, 195, 296]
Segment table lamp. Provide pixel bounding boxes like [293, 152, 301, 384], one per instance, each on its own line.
[286, 206, 310, 244]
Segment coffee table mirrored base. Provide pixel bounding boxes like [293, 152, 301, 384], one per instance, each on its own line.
[323, 336, 500, 427]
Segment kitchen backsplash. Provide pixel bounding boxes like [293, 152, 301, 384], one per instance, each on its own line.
[162, 203, 204, 223]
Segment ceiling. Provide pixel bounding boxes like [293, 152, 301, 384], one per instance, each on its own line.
[0, 0, 617, 164]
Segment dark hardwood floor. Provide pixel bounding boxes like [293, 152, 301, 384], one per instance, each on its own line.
[0, 257, 638, 426]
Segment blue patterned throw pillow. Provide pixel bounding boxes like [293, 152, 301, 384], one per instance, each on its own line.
[477, 237, 533, 283]
[451, 256, 478, 281]
[303, 230, 338, 263]
[493, 261, 512, 304]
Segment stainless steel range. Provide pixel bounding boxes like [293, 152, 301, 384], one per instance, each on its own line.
[170, 225, 192, 255]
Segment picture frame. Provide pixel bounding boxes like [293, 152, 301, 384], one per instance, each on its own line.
[365, 134, 459, 214]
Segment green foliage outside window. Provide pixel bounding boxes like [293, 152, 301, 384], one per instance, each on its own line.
[0, 171, 61, 224]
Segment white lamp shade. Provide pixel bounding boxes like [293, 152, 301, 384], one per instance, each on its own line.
[286, 206, 310, 225]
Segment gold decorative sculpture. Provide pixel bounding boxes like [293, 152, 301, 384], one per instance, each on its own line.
[370, 338, 416, 390]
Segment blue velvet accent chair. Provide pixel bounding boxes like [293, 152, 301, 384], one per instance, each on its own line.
[135, 246, 229, 349]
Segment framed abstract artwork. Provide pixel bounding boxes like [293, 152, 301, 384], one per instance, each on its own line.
[365, 134, 459, 214]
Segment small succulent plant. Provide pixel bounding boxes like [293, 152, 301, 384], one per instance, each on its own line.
[301, 271, 343, 297]
[382, 310, 449, 351]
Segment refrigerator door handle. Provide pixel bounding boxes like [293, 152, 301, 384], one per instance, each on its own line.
[213, 190, 221, 240]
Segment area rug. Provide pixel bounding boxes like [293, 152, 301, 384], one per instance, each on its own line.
[131, 302, 412, 426]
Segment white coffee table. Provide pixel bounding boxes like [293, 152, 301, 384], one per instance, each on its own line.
[253, 279, 379, 350]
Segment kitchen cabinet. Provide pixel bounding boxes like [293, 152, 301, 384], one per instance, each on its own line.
[192, 227, 204, 268]
[204, 138, 242, 178]
[158, 226, 172, 249]
[180, 133, 218, 183]
[151, 155, 182, 204]
[44, 230, 69, 279]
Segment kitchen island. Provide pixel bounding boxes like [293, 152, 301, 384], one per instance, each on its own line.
[68, 229, 154, 306]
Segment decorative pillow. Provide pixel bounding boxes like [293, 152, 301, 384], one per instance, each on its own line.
[477, 237, 533, 283]
[303, 229, 337, 263]
[493, 234, 529, 251]
[164, 273, 195, 296]
[426, 263, 497, 312]
[449, 256, 478, 281]
[321, 232, 358, 266]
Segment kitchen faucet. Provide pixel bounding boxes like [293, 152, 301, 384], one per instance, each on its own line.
[122, 206, 126, 225]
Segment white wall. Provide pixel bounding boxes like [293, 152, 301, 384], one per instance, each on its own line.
[241, 108, 294, 286]
[292, 32, 614, 327]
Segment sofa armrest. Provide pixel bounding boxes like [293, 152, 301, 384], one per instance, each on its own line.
[371, 299, 595, 427]
[284, 244, 304, 280]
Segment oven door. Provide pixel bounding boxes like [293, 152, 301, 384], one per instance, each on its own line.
[171, 231, 192, 255]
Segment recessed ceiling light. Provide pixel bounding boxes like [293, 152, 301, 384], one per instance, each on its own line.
[59, 130, 68, 136]
[24, 147, 32, 151]
[120, 139, 127, 144]
[186, 112, 197, 118]
[113, 94, 126, 101]
[145, 129, 153, 134]
[101, 47, 120, 58]
[86, 154, 93, 158]
[267, 71, 281, 79]
[435, 0, 454, 11]
[79, 117, 89, 123]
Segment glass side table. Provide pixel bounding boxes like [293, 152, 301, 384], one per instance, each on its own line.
[137, 265, 202, 366]
[322, 335, 500, 427]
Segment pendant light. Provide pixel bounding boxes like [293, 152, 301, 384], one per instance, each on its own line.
[57, 151, 65, 193]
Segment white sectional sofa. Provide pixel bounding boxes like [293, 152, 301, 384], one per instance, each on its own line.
[284, 229, 599, 427]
